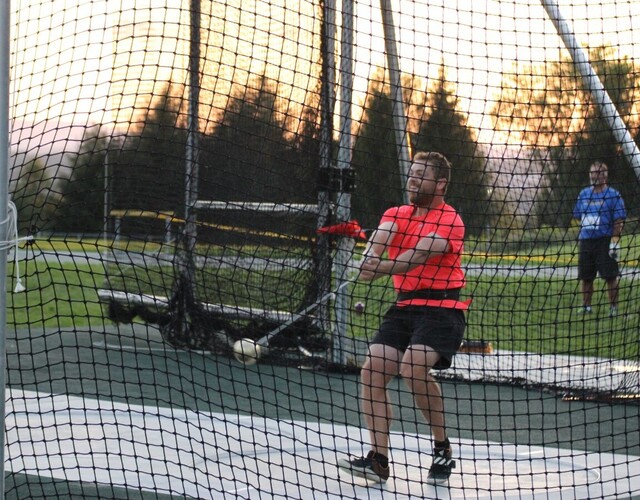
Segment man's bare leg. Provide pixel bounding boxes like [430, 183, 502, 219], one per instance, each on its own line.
[336, 344, 400, 483]
[401, 345, 456, 485]
[581, 279, 594, 308]
[361, 343, 402, 458]
[606, 277, 619, 308]
[400, 346, 446, 441]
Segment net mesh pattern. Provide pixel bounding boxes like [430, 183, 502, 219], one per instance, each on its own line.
[5, 0, 640, 498]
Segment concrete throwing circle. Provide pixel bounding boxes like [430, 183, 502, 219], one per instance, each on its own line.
[5, 390, 638, 499]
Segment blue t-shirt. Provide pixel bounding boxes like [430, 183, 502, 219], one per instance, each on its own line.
[573, 186, 626, 240]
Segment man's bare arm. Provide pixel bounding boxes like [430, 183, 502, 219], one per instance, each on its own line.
[359, 232, 449, 281]
[612, 218, 624, 242]
[357, 221, 395, 282]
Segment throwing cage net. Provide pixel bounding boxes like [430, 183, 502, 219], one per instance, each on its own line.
[101, 202, 335, 366]
[3, 0, 640, 498]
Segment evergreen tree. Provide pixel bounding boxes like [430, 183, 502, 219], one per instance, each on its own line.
[411, 65, 490, 236]
[11, 157, 59, 233]
[350, 71, 405, 230]
[200, 75, 315, 204]
[111, 83, 189, 216]
[55, 125, 110, 233]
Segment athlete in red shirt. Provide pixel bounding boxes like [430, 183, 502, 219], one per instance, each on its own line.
[338, 151, 468, 485]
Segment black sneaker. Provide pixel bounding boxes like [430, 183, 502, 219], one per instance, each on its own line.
[426, 447, 455, 485]
[337, 450, 390, 483]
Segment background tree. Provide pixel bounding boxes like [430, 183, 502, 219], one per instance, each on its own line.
[11, 157, 59, 233]
[110, 83, 189, 216]
[411, 65, 490, 236]
[492, 45, 640, 225]
[55, 125, 111, 233]
[565, 47, 640, 219]
[291, 79, 322, 200]
[350, 70, 405, 229]
[199, 75, 316, 204]
[351, 66, 490, 234]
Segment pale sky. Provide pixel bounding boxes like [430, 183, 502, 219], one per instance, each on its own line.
[9, 0, 640, 143]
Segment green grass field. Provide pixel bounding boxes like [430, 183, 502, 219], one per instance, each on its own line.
[349, 274, 639, 360]
[8, 260, 106, 329]
[6, 235, 639, 361]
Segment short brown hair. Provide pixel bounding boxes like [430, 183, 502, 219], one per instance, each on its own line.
[590, 160, 608, 172]
[413, 151, 452, 183]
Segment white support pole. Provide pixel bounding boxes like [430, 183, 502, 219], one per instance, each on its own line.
[380, 0, 411, 202]
[332, 0, 355, 366]
[0, 1, 10, 498]
[541, 0, 640, 180]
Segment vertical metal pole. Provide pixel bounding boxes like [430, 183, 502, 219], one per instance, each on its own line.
[380, 0, 411, 202]
[541, 0, 640, 180]
[103, 151, 109, 244]
[0, 1, 10, 497]
[185, 0, 200, 254]
[332, 0, 355, 366]
[177, 0, 200, 338]
[316, 0, 336, 336]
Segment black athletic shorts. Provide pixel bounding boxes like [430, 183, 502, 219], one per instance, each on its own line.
[578, 237, 619, 281]
[371, 305, 466, 370]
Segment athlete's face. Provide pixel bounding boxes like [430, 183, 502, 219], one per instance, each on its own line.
[407, 161, 440, 205]
[589, 164, 608, 187]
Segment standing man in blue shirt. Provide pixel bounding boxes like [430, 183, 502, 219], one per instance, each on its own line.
[573, 161, 626, 317]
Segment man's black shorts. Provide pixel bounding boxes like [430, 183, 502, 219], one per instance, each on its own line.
[578, 237, 619, 281]
[371, 305, 466, 370]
